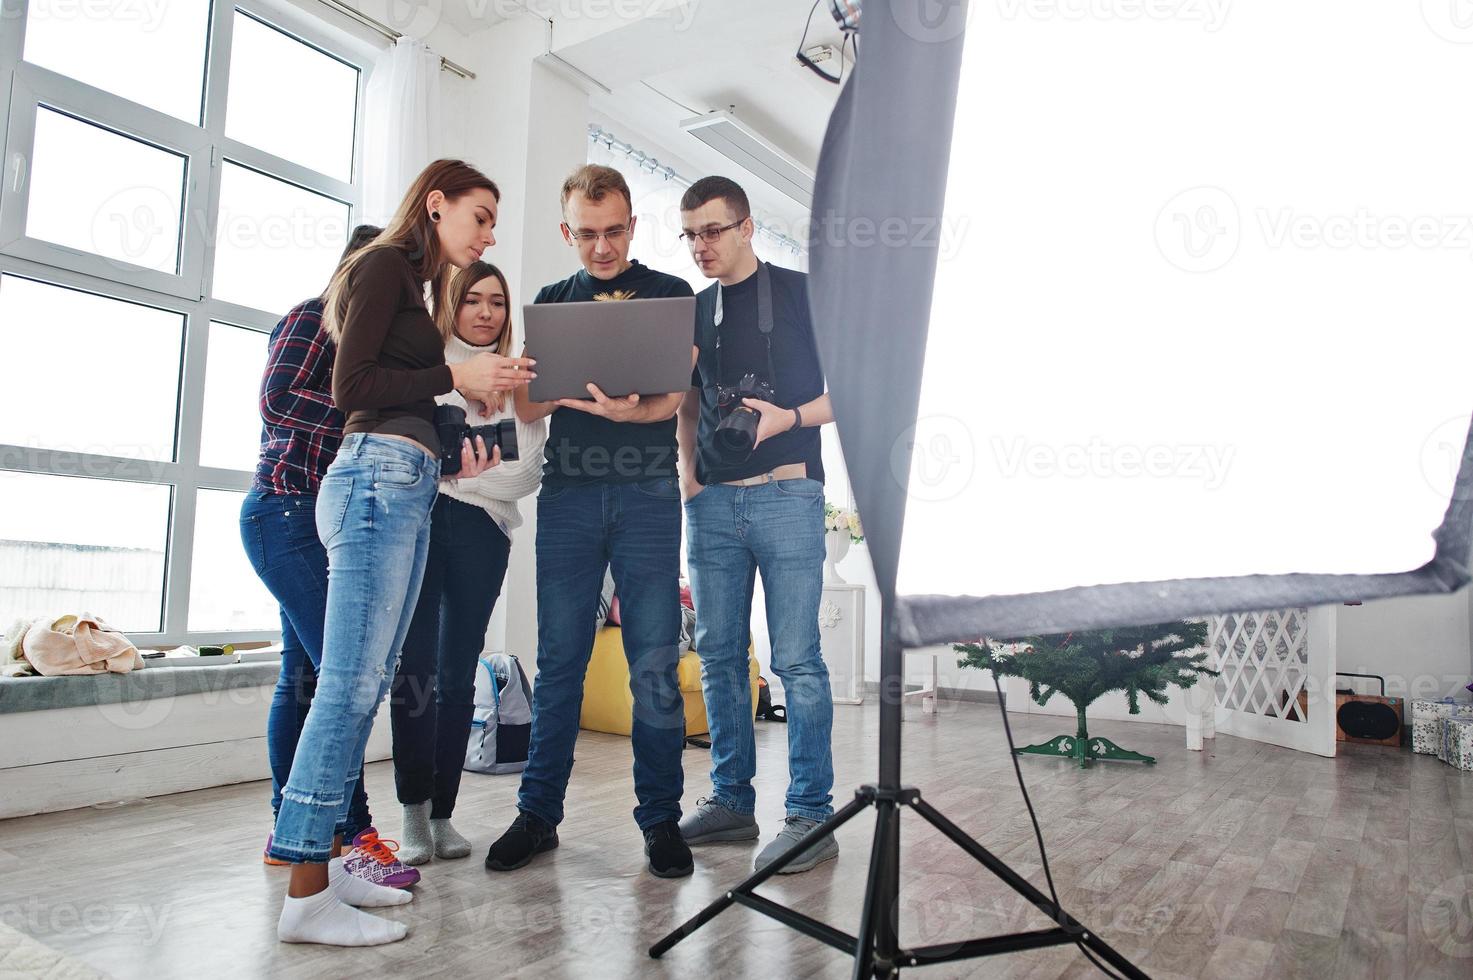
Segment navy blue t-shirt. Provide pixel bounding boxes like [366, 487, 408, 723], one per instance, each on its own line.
[534, 260, 695, 486]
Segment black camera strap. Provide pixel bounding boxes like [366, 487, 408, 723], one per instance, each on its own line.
[714, 261, 779, 388]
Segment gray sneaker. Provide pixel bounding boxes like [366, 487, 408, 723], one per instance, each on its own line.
[754, 815, 839, 874]
[677, 797, 759, 844]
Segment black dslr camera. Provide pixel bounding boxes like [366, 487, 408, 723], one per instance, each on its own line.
[714, 373, 777, 461]
[434, 404, 519, 476]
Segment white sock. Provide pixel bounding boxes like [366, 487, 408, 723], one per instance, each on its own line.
[431, 818, 472, 859]
[329, 856, 414, 908]
[277, 887, 408, 946]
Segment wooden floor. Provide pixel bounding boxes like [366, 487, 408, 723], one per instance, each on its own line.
[2, 699, 1471, 979]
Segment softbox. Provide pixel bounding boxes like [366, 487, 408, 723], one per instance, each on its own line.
[656, 3, 1473, 976]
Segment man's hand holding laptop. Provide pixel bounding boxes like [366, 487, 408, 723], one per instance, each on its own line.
[555, 383, 646, 422]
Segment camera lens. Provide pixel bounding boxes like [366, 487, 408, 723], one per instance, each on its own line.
[495, 420, 519, 462]
[715, 409, 759, 458]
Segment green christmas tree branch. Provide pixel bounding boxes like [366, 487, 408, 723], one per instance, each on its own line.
[955, 620, 1219, 718]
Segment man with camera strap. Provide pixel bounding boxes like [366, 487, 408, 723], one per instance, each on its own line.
[675, 177, 839, 873]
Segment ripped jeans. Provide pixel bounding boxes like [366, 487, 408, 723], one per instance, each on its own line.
[268, 433, 438, 863]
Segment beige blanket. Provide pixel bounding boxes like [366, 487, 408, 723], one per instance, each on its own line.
[17, 614, 142, 676]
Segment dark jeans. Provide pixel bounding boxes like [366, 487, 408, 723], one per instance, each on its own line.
[516, 477, 686, 832]
[239, 491, 371, 840]
[391, 494, 511, 818]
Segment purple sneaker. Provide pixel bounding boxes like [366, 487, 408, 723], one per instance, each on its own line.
[342, 827, 421, 888]
[263, 833, 290, 866]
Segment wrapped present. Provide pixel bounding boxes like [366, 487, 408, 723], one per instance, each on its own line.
[1436, 716, 1473, 772]
[1413, 717, 1443, 755]
[1411, 697, 1470, 721]
[1411, 698, 1473, 754]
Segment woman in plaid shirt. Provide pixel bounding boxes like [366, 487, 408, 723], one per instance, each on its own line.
[241, 224, 418, 890]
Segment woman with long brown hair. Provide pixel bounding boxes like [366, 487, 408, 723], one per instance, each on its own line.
[269, 160, 534, 947]
[390, 261, 548, 866]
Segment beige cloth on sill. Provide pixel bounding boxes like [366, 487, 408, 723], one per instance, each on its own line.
[20, 613, 142, 676]
[1, 618, 31, 677]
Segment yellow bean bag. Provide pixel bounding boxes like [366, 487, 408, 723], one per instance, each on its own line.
[580, 626, 759, 737]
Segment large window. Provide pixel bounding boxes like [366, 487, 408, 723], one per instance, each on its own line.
[0, 1, 367, 645]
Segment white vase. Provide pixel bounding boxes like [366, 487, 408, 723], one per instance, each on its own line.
[824, 530, 851, 584]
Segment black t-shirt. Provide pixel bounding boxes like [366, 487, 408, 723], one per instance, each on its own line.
[535, 260, 695, 486]
[690, 263, 826, 486]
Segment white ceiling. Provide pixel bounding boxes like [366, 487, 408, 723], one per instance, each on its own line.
[432, 0, 508, 37]
[555, 0, 849, 169]
[418, 0, 850, 231]
[550, 0, 851, 230]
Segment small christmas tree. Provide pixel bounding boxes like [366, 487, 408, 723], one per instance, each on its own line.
[956, 622, 1215, 768]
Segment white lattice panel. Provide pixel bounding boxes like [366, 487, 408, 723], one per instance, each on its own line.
[1209, 609, 1309, 721]
[1205, 607, 1337, 756]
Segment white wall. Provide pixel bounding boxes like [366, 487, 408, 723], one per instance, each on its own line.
[826, 543, 997, 699]
[501, 61, 593, 678]
[1333, 591, 1472, 702]
[0, 678, 393, 819]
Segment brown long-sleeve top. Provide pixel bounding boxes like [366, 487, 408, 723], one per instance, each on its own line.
[332, 246, 455, 456]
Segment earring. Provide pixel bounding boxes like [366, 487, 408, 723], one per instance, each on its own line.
[431, 211, 440, 222]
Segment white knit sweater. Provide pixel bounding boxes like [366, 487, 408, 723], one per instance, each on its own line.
[436, 334, 548, 536]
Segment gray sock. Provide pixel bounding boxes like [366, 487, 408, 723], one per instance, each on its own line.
[431, 818, 472, 859]
[399, 801, 432, 865]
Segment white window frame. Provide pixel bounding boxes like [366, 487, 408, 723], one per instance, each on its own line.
[0, 0, 375, 647]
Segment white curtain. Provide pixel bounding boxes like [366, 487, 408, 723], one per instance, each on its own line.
[361, 38, 443, 226]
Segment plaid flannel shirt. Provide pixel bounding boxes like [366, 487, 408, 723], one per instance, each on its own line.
[252, 298, 344, 495]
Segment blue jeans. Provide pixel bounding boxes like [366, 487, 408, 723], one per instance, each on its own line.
[239, 493, 370, 840]
[685, 478, 834, 822]
[269, 434, 438, 863]
[391, 494, 511, 818]
[517, 478, 685, 832]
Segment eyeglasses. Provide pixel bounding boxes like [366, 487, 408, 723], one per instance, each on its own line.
[679, 220, 744, 245]
[565, 225, 631, 244]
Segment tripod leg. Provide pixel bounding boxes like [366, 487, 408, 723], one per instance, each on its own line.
[873, 799, 901, 977]
[910, 798, 1150, 980]
[650, 792, 873, 959]
[851, 799, 895, 980]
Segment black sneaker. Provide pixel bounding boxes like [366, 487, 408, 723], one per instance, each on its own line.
[643, 820, 694, 878]
[484, 810, 559, 871]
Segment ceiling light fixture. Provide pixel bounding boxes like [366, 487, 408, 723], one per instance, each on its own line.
[679, 110, 814, 207]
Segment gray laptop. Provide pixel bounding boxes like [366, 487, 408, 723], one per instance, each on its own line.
[523, 296, 697, 402]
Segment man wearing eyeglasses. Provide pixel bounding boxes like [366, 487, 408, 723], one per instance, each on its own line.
[487, 165, 697, 880]
[674, 176, 838, 873]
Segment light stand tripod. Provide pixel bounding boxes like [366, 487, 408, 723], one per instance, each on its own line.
[650, 632, 1152, 978]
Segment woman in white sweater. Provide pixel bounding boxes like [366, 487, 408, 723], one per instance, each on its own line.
[389, 261, 548, 864]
